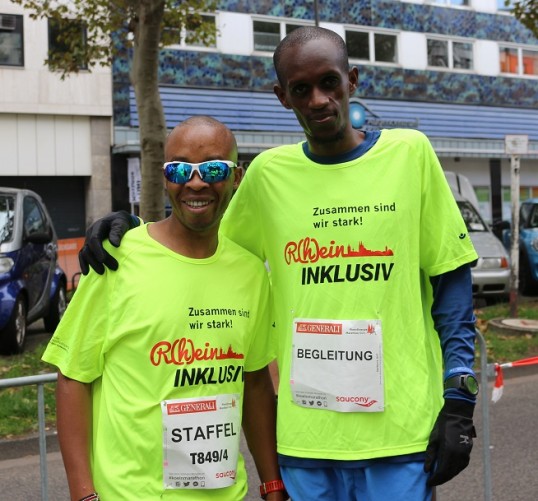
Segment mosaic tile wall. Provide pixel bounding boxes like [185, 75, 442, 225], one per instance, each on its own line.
[113, 1, 538, 126]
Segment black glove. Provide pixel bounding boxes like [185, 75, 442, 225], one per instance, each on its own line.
[424, 398, 476, 487]
[78, 210, 138, 275]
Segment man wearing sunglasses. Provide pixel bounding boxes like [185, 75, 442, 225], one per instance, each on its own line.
[42, 116, 287, 501]
[77, 27, 479, 501]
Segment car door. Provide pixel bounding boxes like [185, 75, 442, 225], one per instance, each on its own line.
[21, 195, 54, 314]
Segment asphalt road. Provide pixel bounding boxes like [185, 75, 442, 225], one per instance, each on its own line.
[1, 322, 537, 500]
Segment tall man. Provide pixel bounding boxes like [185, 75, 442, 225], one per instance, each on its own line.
[80, 27, 479, 501]
[43, 116, 287, 501]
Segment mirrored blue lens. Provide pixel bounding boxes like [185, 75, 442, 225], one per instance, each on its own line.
[164, 161, 232, 184]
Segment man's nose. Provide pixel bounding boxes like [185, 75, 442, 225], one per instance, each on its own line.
[310, 87, 329, 108]
[185, 171, 208, 189]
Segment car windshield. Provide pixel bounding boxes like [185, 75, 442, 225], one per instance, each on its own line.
[0, 194, 16, 244]
[457, 201, 487, 232]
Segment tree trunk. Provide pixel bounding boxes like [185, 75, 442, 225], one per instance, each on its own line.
[131, 0, 166, 222]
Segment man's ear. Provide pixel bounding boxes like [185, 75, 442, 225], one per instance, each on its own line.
[274, 84, 292, 109]
[233, 165, 244, 190]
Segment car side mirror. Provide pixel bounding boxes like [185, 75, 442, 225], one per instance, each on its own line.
[24, 227, 53, 244]
[492, 220, 510, 232]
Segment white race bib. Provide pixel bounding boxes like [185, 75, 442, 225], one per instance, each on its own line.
[290, 318, 384, 412]
[161, 394, 241, 489]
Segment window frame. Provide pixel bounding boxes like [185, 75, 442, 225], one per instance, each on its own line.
[345, 27, 399, 65]
[499, 44, 538, 78]
[0, 13, 24, 67]
[165, 13, 218, 52]
[48, 17, 88, 71]
[426, 36, 474, 72]
[252, 16, 314, 54]
[428, 0, 471, 7]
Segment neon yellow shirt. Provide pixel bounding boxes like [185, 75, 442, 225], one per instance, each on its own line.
[221, 129, 478, 460]
[42, 225, 274, 500]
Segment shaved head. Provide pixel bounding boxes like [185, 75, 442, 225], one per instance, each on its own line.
[273, 26, 349, 86]
[166, 115, 238, 163]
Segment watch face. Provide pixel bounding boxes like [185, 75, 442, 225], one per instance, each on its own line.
[466, 375, 479, 395]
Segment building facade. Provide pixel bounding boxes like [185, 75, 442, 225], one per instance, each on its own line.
[1, 0, 537, 232]
[113, 0, 538, 224]
[0, 0, 113, 240]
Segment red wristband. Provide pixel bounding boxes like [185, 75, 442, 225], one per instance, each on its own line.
[259, 479, 287, 499]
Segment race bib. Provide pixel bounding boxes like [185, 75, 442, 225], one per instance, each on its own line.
[290, 318, 384, 412]
[162, 394, 241, 489]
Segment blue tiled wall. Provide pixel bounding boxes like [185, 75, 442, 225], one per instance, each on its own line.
[113, 1, 538, 126]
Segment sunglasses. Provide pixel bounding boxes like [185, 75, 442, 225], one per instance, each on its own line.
[163, 160, 236, 184]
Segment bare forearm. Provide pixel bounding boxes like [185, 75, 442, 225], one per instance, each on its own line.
[243, 366, 286, 500]
[56, 372, 95, 501]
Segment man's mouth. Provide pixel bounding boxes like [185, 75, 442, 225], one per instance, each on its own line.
[310, 113, 335, 124]
[184, 199, 211, 208]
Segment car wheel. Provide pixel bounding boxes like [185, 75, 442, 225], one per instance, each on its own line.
[519, 254, 538, 295]
[44, 282, 67, 333]
[0, 296, 27, 355]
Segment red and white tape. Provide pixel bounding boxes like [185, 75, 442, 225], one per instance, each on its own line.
[491, 356, 538, 403]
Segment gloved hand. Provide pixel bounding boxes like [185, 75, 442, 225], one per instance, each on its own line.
[424, 398, 476, 486]
[78, 210, 138, 275]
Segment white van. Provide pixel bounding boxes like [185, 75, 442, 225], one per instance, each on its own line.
[444, 171, 480, 210]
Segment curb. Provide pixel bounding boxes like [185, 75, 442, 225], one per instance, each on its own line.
[0, 430, 59, 461]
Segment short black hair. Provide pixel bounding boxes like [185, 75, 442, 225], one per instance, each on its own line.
[273, 26, 349, 85]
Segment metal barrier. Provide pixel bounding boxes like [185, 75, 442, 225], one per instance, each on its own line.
[0, 373, 58, 501]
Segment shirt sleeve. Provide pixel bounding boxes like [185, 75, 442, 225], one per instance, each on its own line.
[430, 264, 477, 403]
[418, 134, 478, 275]
[42, 247, 116, 382]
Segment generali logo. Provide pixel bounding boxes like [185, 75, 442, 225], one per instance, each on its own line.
[284, 237, 393, 265]
[167, 399, 217, 415]
[296, 321, 343, 335]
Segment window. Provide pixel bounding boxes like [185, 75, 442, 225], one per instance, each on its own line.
[48, 17, 88, 70]
[184, 14, 216, 48]
[497, 0, 515, 11]
[500, 45, 538, 77]
[23, 197, 48, 237]
[253, 19, 308, 52]
[0, 194, 15, 244]
[164, 13, 216, 49]
[346, 30, 397, 64]
[427, 38, 473, 70]
[430, 0, 469, 6]
[0, 13, 23, 67]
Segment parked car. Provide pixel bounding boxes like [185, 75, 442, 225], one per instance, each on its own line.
[453, 193, 511, 304]
[0, 188, 67, 354]
[502, 198, 538, 295]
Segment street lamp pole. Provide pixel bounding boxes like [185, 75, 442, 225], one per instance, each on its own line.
[314, 0, 320, 26]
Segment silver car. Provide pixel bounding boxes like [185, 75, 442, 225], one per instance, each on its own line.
[455, 194, 510, 303]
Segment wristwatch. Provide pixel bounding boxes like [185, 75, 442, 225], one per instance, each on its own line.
[444, 374, 479, 396]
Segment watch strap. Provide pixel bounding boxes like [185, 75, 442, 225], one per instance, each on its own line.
[259, 479, 287, 499]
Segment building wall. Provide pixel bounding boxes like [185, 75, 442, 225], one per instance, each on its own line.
[0, 0, 113, 235]
[110, 1, 538, 219]
[0, 1, 112, 116]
